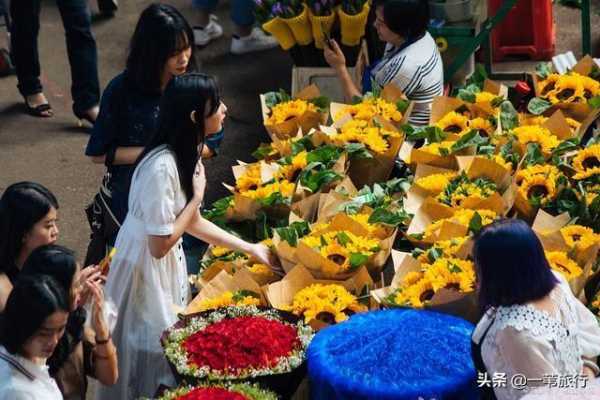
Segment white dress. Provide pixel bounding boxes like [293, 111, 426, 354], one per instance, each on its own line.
[95, 145, 190, 399]
[473, 273, 600, 400]
[0, 346, 62, 400]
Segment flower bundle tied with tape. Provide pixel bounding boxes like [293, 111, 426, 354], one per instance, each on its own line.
[261, 85, 329, 140]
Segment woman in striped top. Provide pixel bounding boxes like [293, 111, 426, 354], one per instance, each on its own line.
[325, 0, 443, 126]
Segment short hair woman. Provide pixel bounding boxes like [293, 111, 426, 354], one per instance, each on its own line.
[471, 219, 600, 399]
[324, 0, 443, 126]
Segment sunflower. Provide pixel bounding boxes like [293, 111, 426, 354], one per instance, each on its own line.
[286, 284, 367, 323]
[422, 209, 497, 241]
[211, 246, 234, 258]
[545, 251, 583, 281]
[545, 74, 585, 105]
[347, 212, 393, 238]
[266, 99, 317, 125]
[235, 163, 263, 192]
[572, 144, 600, 180]
[560, 225, 600, 253]
[332, 119, 401, 154]
[416, 236, 469, 263]
[566, 118, 581, 135]
[423, 257, 476, 292]
[391, 277, 434, 308]
[435, 175, 497, 208]
[248, 263, 276, 278]
[337, 97, 403, 123]
[190, 290, 261, 313]
[524, 115, 548, 126]
[515, 164, 561, 206]
[240, 179, 296, 201]
[419, 141, 456, 156]
[538, 73, 560, 97]
[276, 151, 308, 181]
[580, 75, 600, 100]
[435, 111, 470, 136]
[475, 91, 498, 105]
[512, 125, 560, 154]
[414, 172, 458, 194]
[515, 164, 562, 186]
[468, 117, 495, 137]
[492, 154, 513, 172]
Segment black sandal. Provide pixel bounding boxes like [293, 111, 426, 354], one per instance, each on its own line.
[23, 97, 53, 117]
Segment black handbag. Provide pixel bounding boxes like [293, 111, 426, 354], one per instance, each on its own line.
[84, 174, 121, 266]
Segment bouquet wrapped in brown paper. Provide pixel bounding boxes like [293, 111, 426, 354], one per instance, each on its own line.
[529, 55, 600, 124]
[183, 268, 267, 316]
[371, 250, 479, 323]
[329, 83, 414, 129]
[260, 85, 329, 140]
[532, 210, 600, 297]
[457, 78, 508, 118]
[322, 115, 404, 188]
[263, 264, 373, 330]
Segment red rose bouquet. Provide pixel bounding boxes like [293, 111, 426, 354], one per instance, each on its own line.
[162, 306, 313, 380]
[154, 382, 277, 400]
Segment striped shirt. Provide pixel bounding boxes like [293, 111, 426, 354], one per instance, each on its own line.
[372, 32, 444, 126]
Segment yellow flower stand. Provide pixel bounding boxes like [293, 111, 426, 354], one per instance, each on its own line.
[284, 5, 313, 46]
[309, 9, 336, 50]
[262, 17, 296, 51]
[338, 3, 370, 47]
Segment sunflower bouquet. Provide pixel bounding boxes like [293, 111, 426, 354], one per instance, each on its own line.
[261, 85, 330, 140]
[407, 208, 498, 246]
[514, 163, 566, 218]
[434, 173, 499, 210]
[187, 290, 262, 313]
[283, 283, 368, 324]
[529, 56, 600, 120]
[370, 252, 478, 321]
[511, 125, 561, 157]
[455, 70, 508, 117]
[330, 83, 412, 127]
[570, 143, 600, 180]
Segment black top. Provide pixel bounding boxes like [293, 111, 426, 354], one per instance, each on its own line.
[85, 71, 162, 228]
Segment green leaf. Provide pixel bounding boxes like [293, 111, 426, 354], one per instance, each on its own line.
[535, 62, 553, 80]
[589, 96, 600, 109]
[528, 97, 552, 115]
[523, 143, 545, 166]
[448, 262, 463, 273]
[252, 143, 274, 160]
[351, 95, 364, 105]
[344, 142, 373, 159]
[300, 169, 340, 193]
[275, 221, 310, 246]
[291, 136, 314, 155]
[466, 64, 488, 88]
[450, 129, 488, 153]
[500, 100, 519, 131]
[202, 196, 233, 222]
[232, 290, 260, 302]
[307, 145, 342, 165]
[260, 191, 290, 207]
[368, 207, 409, 227]
[468, 212, 483, 235]
[427, 247, 443, 263]
[551, 138, 580, 164]
[310, 95, 331, 111]
[349, 253, 369, 268]
[405, 125, 447, 143]
[396, 99, 410, 114]
[336, 231, 352, 246]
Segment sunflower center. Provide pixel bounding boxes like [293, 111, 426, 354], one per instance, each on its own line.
[527, 185, 549, 199]
[541, 82, 556, 96]
[327, 254, 347, 265]
[247, 184, 258, 191]
[584, 89, 593, 99]
[290, 169, 302, 182]
[420, 289, 435, 302]
[572, 234, 582, 242]
[582, 156, 600, 170]
[557, 89, 575, 100]
[444, 125, 463, 134]
[445, 283, 461, 291]
[315, 312, 336, 324]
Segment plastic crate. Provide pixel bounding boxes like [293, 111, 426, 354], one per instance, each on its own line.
[488, 0, 555, 62]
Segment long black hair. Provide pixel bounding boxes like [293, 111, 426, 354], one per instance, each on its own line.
[1, 275, 69, 355]
[0, 182, 58, 276]
[126, 3, 196, 93]
[137, 73, 220, 200]
[20, 245, 87, 374]
[473, 219, 558, 310]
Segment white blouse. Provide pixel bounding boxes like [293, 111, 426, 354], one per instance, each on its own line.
[473, 273, 600, 399]
[0, 346, 62, 400]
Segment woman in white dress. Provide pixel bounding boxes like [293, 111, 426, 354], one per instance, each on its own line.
[0, 275, 69, 400]
[471, 219, 600, 400]
[96, 73, 277, 399]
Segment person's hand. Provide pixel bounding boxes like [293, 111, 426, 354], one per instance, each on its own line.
[192, 159, 206, 204]
[75, 265, 104, 307]
[324, 39, 347, 72]
[582, 365, 597, 378]
[250, 243, 284, 276]
[87, 280, 110, 342]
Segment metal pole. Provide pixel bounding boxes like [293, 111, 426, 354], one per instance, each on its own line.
[582, 0, 591, 55]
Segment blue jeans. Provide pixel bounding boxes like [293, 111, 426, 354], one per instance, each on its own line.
[10, 0, 99, 113]
[192, 0, 255, 27]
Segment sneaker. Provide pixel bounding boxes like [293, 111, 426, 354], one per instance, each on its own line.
[97, 0, 118, 15]
[230, 27, 278, 55]
[193, 16, 223, 47]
